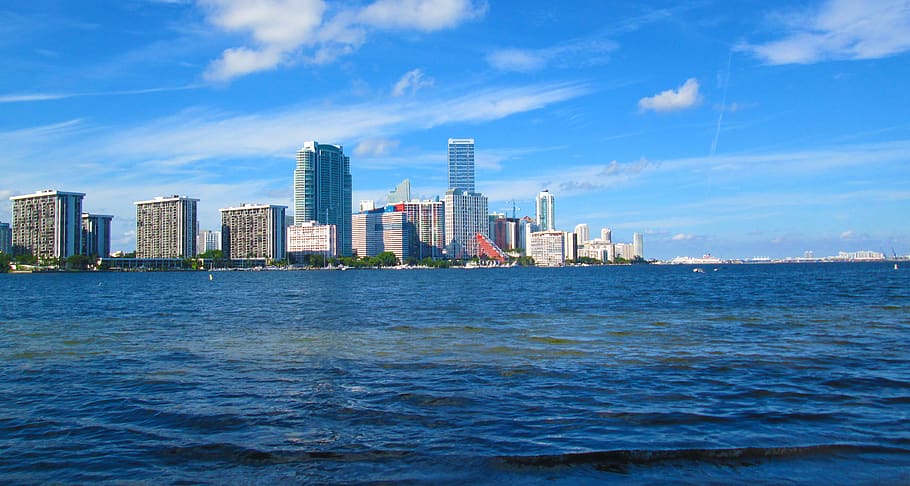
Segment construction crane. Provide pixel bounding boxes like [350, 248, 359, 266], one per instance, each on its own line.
[499, 199, 520, 219]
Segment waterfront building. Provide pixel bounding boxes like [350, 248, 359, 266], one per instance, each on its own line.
[0, 222, 11, 254]
[220, 204, 286, 261]
[388, 179, 411, 204]
[443, 188, 488, 259]
[352, 209, 409, 262]
[294, 141, 353, 256]
[529, 230, 566, 267]
[196, 230, 222, 255]
[536, 189, 555, 231]
[579, 239, 615, 263]
[488, 212, 506, 243]
[564, 231, 578, 262]
[81, 213, 113, 258]
[493, 217, 519, 251]
[447, 138, 475, 192]
[135, 195, 198, 258]
[574, 223, 589, 244]
[287, 221, 336, 263]
[633, 232, 643, 260]
[615, 242, 635, 261]
[10, 189, 84, 259]
[600, 227, 612, 243]
[518, 216, 537, 253]
[397, 200, 445, 260]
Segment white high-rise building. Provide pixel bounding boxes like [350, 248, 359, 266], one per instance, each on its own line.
[287, 221, 336, 263]
[135, 195, 198, 258]
[443, 188, 488, 259]
[536, 189, 555, 231]
[574, 223, 589, 244]
[447, 138, 475, 192]
[529, 230, 565, 267]
[220, 204, 287, 261]
[600, 227, 612, 243]
[10, 189, 84, 260]
[633, 232, 643, 260]
[196, 230, 222, 255]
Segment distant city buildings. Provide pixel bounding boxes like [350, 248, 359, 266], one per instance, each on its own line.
[352, 209, 409, 262]
[492, 217, 520, 251]
[287, 221, 336, 263]
[600, 228, 612, 243]
[444, 188, 489, 259]
[529, 230, 566, 267]
[447, 138, 475, 192]
[0, 222, 11, 254]
[220, 204, 286, 261]
[574, 223, 589, 244]
[196, 229, 222, 255]
[81, 213, 113, 258]
[135, 195, 198, 258]
[399, 200, 445, 260]
[294, 141, 352, 256]
[10, 189, 85, 259]
[536, 189, 555, 231]
[388, 179, 411, 204]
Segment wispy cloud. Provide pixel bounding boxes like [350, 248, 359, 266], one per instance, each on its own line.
[638, 78, 701, 113]
[739, 0, 910, 64]
[0, 85, 202, 104]
[201, 0, 487, 81]
[392, 68, 434, 97]
[486, 38, 618, 72]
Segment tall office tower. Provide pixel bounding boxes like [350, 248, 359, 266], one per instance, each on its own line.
[0, 222, 11, 254]
[447, 138, 475, 192]
[196, 230, 222, 254]
[633, 232, 643, 260]
[493, 217, 519, 251]
[529, 230, 566, 267]
[600, 227, 612, 243]
[352, 209, 409, 262]
[443, 188, 488, 259]
[574, 223, 590, 244]
[488, 212, 506, 241]
[398, 200, 445, 260]
[10, 189, 84, 259]
[135, 195, 198, 258]
[517, 216, 537, 253]
[81, 213, 113, 258]
[294, 141, 353, 256]
[564, 231, 578, 262]
[220, 204, 287, 261]
[388, 179, 411, 204]
[535, 189, 555, 231]
[287, 222, 337, 263]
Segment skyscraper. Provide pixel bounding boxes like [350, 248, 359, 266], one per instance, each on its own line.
[633, 232, 643, 260]
[574, 223, 590, 244]
[399, 200, 445, 260]
[352, 209, 409, 262]
[387, 178, 411, 204]
[220, 204, 287, 261]
[10, 189, 84, 259]
[0, 222, 10, 254]
[536, 189, 555, 231]
[81, 213, 113, 258]
[294, 141, 353, 256]
[135, 195, 198, 258]
[447, 138, 475, 192]
[444, 188, 488, 259]
[600, 227, 612, 243]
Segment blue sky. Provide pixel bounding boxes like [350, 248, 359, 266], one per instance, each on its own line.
[2, 0, 909, 259]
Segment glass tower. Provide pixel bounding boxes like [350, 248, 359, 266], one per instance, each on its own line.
[536, 189, 555, 231]
[294, 141, 353, 256]
[447, 138, 475, 192]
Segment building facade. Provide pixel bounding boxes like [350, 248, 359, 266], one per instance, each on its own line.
[633, 232, 643, 260]
[493, 217, 520, 251]
[10, 189, 85, 259]
[287, 221, 336, 263]
[294, 141, 353, 256]
[220, 204, 287, 261]
[388, 179, 411, 204]
[398, 200, 445, 260]
[196, 230, 222, 255]
[574, 223, 590, 244]
[600, 227, 612, 243]
[536, 189, 555, 231]
[352, 209, 409, 262]
[135, 195, 198, 258]
[81, 213, 113, 258]
[0, 222, 11, 254]
[447, 138, 475, 192]
[529, 230, 566, 267]
[564, 231, 578, 262]
[443, 188, 488, 259]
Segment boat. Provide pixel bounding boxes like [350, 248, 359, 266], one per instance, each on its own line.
[896, 264, 900, 270]
[693, 268, 705, 273]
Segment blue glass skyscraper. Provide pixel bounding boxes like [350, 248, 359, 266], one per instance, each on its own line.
[447, 138, 475, 192]
[294, 141, 353, 256]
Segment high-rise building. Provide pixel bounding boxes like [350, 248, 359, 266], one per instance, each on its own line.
[443, 188, 488, 259]
[397, 200, 445, 260]
[135, 195, 198, 258]
[447, 138, 475, 192]
[493, 217, 520, 251]
[600, 227, 612, 243]
[574, 223, 590, 244]
[10, 189, 85, 259]
[294, 141, 352, 256]
[529, 230, 566, 267]
[388, 179, 411, 204]
[196, 230, 222, 255]
[633, 232, 643, 260]
[564, 231, 578, 262]
[287, 221, 336, 263]
[536, 189, 555, 231]
[352, 209, 409, 262]
[220, 204, 287, 261]
[518, 216, 537, 253]
[81, 213, 113, 258]
[0, 222, 12, 254]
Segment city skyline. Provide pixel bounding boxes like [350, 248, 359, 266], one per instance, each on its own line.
[1, 1, 909, 260]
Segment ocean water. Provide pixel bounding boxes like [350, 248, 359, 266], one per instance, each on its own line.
[1, 263, 908, 484]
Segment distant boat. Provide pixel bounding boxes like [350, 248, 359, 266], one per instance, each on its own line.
[693, 268, 705, 273]
[895, 264, 900, 270]
[209, 274, 213, 281]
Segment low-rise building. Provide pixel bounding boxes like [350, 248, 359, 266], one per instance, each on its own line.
[287, 221, 336, 263]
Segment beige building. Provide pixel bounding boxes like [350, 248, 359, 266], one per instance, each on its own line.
[135, 195, 198, 258]
[287, 221, 336, 263]
[352, 210, 409, 262]
[220, 204, 287, 261]
[10, 189, 85, 259]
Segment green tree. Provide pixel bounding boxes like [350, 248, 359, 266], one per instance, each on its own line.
[375, 251, 399, 267]
[14, 252, 37, 265]
[516, 255, 535, 267]
[0, 252, 11, 273]
[66, 254, 92, 270]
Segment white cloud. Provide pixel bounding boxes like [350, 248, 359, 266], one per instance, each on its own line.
[638, 78, 701, 113]
[740, 0, 910, 64]
[672, 233, 695, 241]
[486, 38, 618, 72]
[355, 138, 400, 157]
[201, 0, 485, 81]
[840, 229, 856, 239]
[392, 68, 434, 97]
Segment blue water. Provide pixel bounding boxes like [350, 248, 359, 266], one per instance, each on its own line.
[1, 263, 909, 484]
